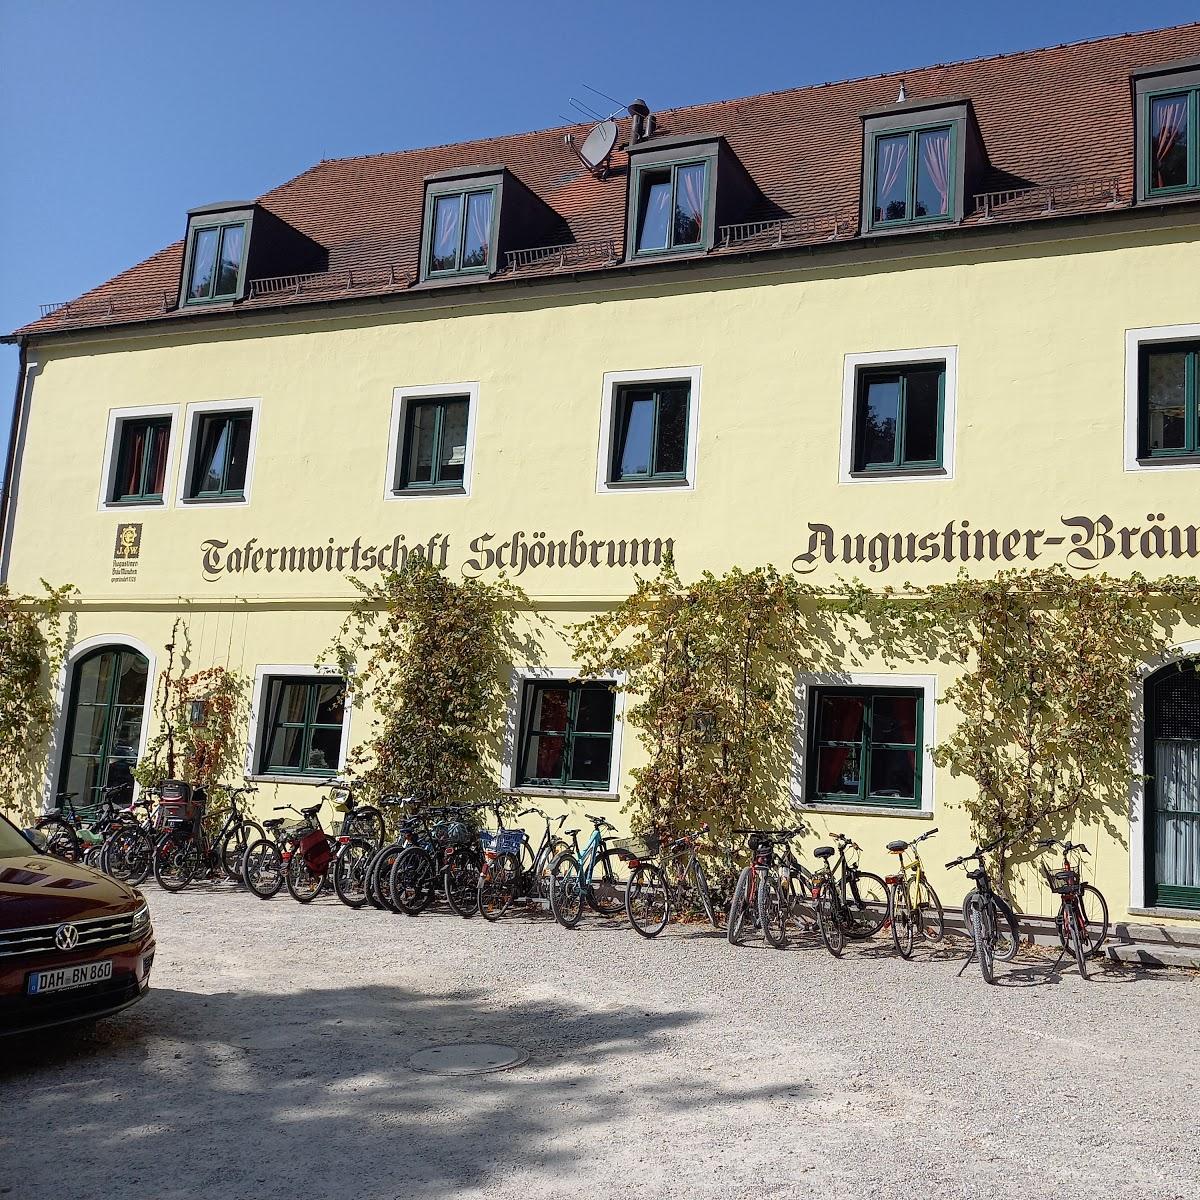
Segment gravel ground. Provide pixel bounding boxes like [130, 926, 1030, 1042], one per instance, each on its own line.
[2, 884, 1197, 1200]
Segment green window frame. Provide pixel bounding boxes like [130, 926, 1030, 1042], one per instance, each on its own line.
[186, 410, 253, 500]
[868, 123, 956, 230]
[396, 396, 470, 492]
[258, 675, 346, 778]
[516, 680, 615, 791]
[111, 416, 170, 504]
[423, 186, 496, 278]
[1145, 86, 1199, 198]
[632, 158, 710, 256]
[1139, 341, 1200, 460]
[807, 686, 924, 810]
[183, 220, 248, 305]
[609, 382, 691, 484]
[853, 363, 945, 473]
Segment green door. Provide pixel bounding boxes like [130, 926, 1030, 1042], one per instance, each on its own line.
[58, 646, 149, 808]
[1145, 661, 1200, 909]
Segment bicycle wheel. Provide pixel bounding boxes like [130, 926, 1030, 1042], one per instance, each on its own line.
[479, 852, 520, 921]
[102, 825, 153, 886]
[444, 847, 482, 918]
[890, 882, 915, 959]
[626, 863, 670, 937]
[970, 901, 994, 984]
[333, 838, 374, 909]
[815, 878, 845, 957]
[38, 817, 81, 863]
[757, 868, 790, 949]
[845, 870, 889, 938]
[220, 821, 264, 881]
[390, 845, 437, 915]
[915, 880, 945, 942]
[154, 829, 199, 892]
[549, 851, 584, 929]
[693, 860, 720, 928]
[285, 851, 325, 903]
[992, 896, 1020, 961]
[1058, 884, 1108, 955]
[727, 866, 751, 946]
[585, 849, 625, 917]
[242, 839, 284, 899]
[1067, 903, 1089, 980]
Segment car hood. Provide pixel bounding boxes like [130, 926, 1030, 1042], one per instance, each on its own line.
[0, 854, 140, 928]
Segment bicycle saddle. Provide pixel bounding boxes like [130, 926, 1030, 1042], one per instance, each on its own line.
[966, 868, 986, 882]
[887, 839, 909, 853]
[301, 802, 323, 818]
[562, 828, 579, 838]
[263, 818, 285, 830]
[813, 845, 835, 860]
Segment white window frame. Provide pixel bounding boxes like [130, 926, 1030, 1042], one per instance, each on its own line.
[246, 665, 353, 784]
[176, 396, 261, 508]
[596, 366, 701, 494]
[384, 382, 480, 500]
[502, 667, 626, 800]
[1124, 323, 1200, 473]
[839, 347, 957, 484]
[97, 404, 179, 512]
[792, 671, 937, 817]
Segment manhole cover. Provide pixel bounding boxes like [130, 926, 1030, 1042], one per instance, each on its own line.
[408, 1042, 527, 1076]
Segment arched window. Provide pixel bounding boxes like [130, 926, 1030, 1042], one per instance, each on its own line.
[1145, 660, 1200, 908]
[58, 645, 149, 808]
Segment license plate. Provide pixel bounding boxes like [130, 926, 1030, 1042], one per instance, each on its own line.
[27, 960, 113, 995]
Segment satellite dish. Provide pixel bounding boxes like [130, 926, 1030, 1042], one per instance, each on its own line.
[578, 119, 618, 173]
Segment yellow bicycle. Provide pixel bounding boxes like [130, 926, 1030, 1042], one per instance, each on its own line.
[884, 827, 945, 958]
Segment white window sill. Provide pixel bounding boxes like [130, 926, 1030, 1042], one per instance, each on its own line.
[1127, 906, 1200, 923]
[246, 774, 340, 786]
[508, 786, 619, 803]
[796, 802, 933, 819]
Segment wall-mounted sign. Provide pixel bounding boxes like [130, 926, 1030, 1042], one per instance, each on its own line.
[111, 522, 142, 584]
[199, 529, 677, 582]
[791, 513, 1200, 574]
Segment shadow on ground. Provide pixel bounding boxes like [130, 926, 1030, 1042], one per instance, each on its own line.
[0, 983, 722, 1199]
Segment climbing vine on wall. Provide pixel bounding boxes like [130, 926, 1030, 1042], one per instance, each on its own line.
[326, 558, 530, 807]
[842, 566, 1200, 872]
[0, 582, 75, 821]
[132, 621, 251, 794]
[572, 560, 837, 843]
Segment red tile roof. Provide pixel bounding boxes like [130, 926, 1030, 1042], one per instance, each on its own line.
[13, 23, 1200, 341]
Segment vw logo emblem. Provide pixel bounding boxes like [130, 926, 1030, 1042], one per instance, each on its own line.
[55, 923, 79, 951]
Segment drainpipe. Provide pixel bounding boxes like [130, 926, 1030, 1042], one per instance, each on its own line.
[0, 336, 28, 585]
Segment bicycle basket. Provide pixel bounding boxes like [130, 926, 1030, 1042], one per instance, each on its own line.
[483, 830, 526, 856]
[157, 781, 205, 825]
[1044, 866, 1075, 894]
[610, 834, 660, 861]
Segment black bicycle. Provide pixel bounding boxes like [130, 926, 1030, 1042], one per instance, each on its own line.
[624, 823, 720, 938]
[1036, 837, 1109, 979]
[810, 832, 889, 956]
[946, 839, 1021, 984]
[728, 828, 803, 948]
[477, 804, 570, 921]
[241, 814, 303, 900]
[152, 782, 263, 892]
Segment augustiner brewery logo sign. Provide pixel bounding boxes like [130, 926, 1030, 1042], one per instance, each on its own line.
[111, 522, 142, 584]
[792, 513, 1200, 574]
[200, 529, 676, 582]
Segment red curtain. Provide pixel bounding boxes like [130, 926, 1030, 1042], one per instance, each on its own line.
[121, 426, 146, 495]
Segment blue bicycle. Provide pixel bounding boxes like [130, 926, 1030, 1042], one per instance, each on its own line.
[549, 813, 626, 928]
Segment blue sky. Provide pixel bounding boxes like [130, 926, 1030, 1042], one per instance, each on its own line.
[2, 1, 1197, 444]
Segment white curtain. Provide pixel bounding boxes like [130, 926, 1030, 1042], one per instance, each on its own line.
[1154, 740, 1200, 889]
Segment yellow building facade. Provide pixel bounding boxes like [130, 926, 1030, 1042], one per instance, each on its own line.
[5, 26, 1200, 933]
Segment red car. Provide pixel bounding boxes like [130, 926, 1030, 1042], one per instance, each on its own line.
[1, 811, 154, 1036]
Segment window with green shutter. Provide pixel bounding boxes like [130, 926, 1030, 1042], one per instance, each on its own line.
[258, 676, 346, 777]
[1139, 341, 1200, 459]
[517, 680, 615, 790]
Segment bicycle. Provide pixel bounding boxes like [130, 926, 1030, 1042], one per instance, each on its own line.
[282, 799, 333, 903]
[946, 839, 1021, 984]
[548, 813, 626, 929]
[727, 828, 802, 948]
[810, 833, 889, 957]
[883, 827, 945, 959]
[476, 804, 569, 921]
[324, 783, 388, 908]
[152, 782, 264, 892]
[1036, 837, 1109, 979]
[35, 790, 112, 863]
[241, 815, 304, 900]
[624, 823, 721, 938]
[98, 791, 160, 885]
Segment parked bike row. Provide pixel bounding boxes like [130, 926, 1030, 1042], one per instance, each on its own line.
[23, 779, 1111, 983]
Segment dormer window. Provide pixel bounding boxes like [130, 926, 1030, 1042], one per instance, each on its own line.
[1134, 60, 1200, 202]
[870, 125, 953, 226]
[635, 160, 708, 253]
[861, 98, 978, 234]
[186, 220, 246, 302]
[429, 188, 495, 275]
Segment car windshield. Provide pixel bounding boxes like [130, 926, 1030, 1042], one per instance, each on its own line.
[0, 813, 36, 857]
